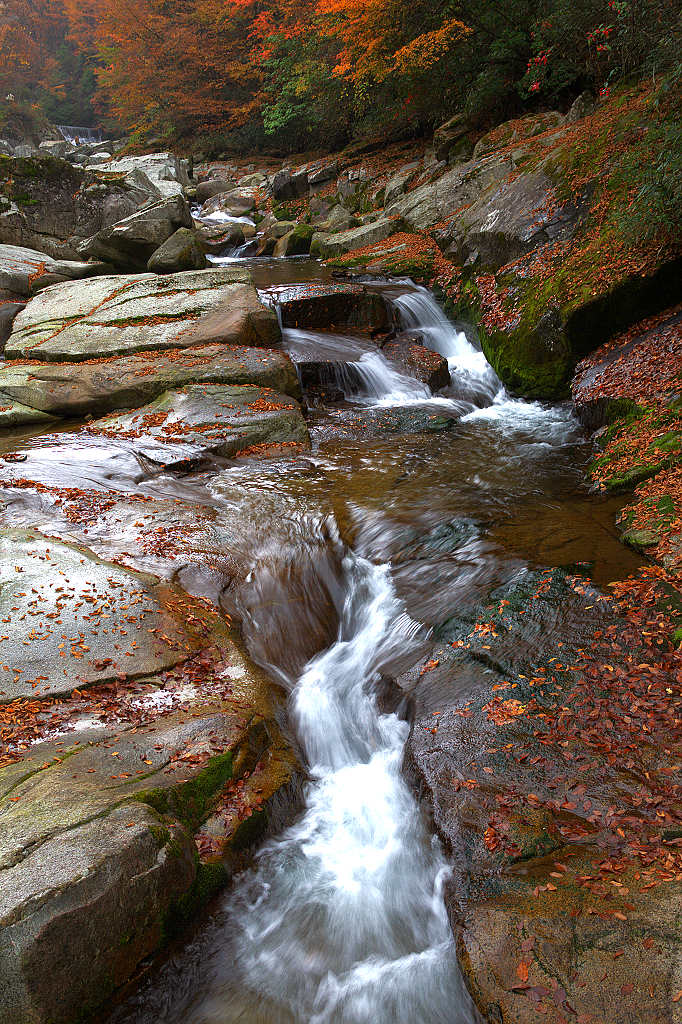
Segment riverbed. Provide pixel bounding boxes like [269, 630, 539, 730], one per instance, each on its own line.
[18, 255, 630, 1024]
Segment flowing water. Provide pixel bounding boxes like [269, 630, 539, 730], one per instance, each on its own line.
[1, 257, 641, 1024]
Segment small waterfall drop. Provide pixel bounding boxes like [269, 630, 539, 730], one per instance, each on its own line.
[392, 287, 501, 408]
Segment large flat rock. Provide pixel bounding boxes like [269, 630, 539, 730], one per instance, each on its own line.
[0, 530, 210, 701]
[87, 384, 310, 467]
[0, 243, 105, 297]
[87, 152, 191, 197]
[277, 282, 391, 333]
[0, 343, 299, 420]
[5, 266, 281, 362]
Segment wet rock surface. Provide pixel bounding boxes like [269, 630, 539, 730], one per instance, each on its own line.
[382, 331, 450, 391]
[0, 529, 213, 701]
[87, 383, 310, 467]
[278, 282, 392, 334]
[0, 623, 300, 1024]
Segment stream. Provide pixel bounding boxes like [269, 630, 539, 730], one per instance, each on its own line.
[2, 256, 642, 1024]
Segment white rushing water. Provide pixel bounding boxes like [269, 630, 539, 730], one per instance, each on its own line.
[392, 287, 501, 408]
[139, 551, 476, 1024]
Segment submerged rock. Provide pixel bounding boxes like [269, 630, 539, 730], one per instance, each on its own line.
[5, 266, 280, 362]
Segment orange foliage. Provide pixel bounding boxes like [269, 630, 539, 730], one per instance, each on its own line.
[61, 0, 261, 133]
[316, 0, 468, 84]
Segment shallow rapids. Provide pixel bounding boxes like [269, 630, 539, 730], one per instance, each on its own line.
[193, 554, 472, 1023]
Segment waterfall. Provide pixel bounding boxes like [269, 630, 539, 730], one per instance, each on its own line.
[392, 287, 501, 408]
[56, 125, 106, 144]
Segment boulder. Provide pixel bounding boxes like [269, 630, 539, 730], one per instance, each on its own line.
[471, 249, 682, 401]
[382, 332, 451, 391]
[238, 172, 268, 188]
[0, 243, 107, 297]
[273, 223, 315, 257]
[5, 266, 281, 362]
[122, 167, 163, 205]
[0, 301, 25, 351]
[267, 220, 297, 240]
[565, 91, 597, 124]
[572, 308, 682, 432]
[195, 177, 235, 203]
[336, 167, 369, 205]
[89, 152, 191, 197]
[436, 170, 580, 269]
[400, 567, 681, 1024]
[0, 396, 57, 426]
[194, 221, 245, 255]
[311, 216, 405, 259]
[0, 344, 299, 420]
[0, 606, 299, 1024]
[385, 156, 511, 231]
[198, 189, 257, 220]
[316, 205, 355, 233]
[272, 168, 309, 201]
[78, 194, 193, 270]
[433, 113, 474, 163]
[0, 155, 143, 259]
[38, 139, 75, 160]
[87, 383, 310, 467]
[308, 161, 339, 189]
[472, 112, 564, 162]
[147, 227, 206, 273]
[279, 283, 392, 334]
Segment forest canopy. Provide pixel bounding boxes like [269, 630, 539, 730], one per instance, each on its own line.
[0, 0, 679, 151]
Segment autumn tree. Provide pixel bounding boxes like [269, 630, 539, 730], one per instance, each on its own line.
[62, 0, 261, 140]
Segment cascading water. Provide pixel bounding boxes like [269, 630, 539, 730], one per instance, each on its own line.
[392, 287, 501, 409]
[113, 537, 476, 1024]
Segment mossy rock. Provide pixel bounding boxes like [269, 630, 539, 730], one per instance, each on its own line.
[478, 305, 573, 400]
[287, 223, 315, 256]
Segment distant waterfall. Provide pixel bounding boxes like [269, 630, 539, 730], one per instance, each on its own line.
[56, 126, 106, 144]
